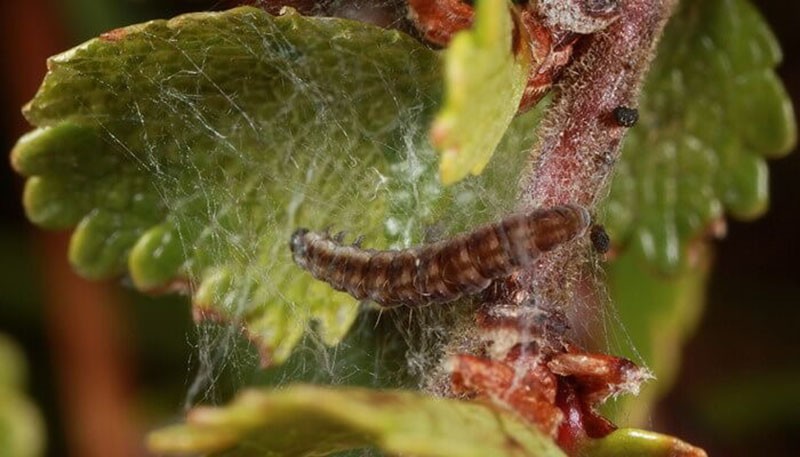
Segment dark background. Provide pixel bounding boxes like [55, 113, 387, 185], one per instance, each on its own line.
[1, 1, 798, 456]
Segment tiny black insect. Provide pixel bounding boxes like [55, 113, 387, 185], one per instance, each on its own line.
[612, 106, 639, 127]
[590, 224, 611, 254]
[290, 205, 591, 307]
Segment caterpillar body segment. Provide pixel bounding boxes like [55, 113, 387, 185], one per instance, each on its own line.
[290, 205, 591, 307]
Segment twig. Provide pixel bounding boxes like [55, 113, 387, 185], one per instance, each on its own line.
[519, 0, 679, 341]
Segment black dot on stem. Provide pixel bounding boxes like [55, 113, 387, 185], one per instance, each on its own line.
[590, 225, 611, 254]
[612, 106, 639, 127]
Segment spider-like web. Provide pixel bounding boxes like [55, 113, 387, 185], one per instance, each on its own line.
[89, 1, 646, 436]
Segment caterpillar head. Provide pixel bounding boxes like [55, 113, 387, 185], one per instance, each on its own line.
[289, 228, 310, 267]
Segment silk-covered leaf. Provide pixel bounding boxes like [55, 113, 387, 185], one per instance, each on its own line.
[431, 0, 530, 185]
[148, 384, 567, 457]
[12, 7, 446, 364]
[11, 6, 547, 365]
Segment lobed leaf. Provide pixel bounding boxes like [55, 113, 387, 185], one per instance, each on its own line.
[12, 7, 445, 364]
[11, 3, 550, 365]
[431, 0, 530, 185]
[604, 0, 796, 273]
[148, 384, 567, 457]
[600, 0, 796, 423]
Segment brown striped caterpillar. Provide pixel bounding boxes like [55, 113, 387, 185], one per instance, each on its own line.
[290, 205, 591, 307]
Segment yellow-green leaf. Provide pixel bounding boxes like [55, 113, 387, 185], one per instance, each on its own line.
[432, 0, 530, 185]
[148, 384, 567, 457]
[11, 7, 443, 364]
[0, 335, 45, 457]
[578, 429, 707, 457]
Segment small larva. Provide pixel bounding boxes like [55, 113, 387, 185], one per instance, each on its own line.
[290, 205, 591, 307]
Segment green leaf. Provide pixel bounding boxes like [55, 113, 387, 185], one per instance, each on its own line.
[0, 335, 46, 457]
[577, 429, 706, 457]
[11, 7, 444, 364]
[600, 0, 795, 423]
[604, 244, 711, 425]
[604, 0, 796, 273]
[147, 384, 567, 457]
[432, 0, 530, 185]
[11, 4, 549, 365]
[0, 335, 26, 391]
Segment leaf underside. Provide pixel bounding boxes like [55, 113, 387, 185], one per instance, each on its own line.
[147, 385, 567, 457]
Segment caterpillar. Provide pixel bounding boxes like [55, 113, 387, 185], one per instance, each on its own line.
[290, 205, 591, 307]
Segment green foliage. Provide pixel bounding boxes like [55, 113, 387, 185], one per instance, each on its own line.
[575, 429, 706, 457]
[11, 5, 547, 365]
[600, 0, 795, 425]
[12, 7, 444, 363]
[148, 384, 567, 457]
[9, 0, 795, 454]
[604, 0, 796, 273]
[432, 0, 529, 185]
[0, 335, 45, 457]
[148, 385, 706, 457]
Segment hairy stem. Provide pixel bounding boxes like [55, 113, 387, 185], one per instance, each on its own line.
[522, 0, 678, 208]
[519, 0, 679, 344]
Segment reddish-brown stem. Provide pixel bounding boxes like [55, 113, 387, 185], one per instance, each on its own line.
[442, 1, 680, 443]
[522, 0, 678, 209]
[519, 0, 678, 332]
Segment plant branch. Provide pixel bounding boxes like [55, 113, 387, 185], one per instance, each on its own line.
[518, 0, 679, 344]
[522, 0, 678, 209]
